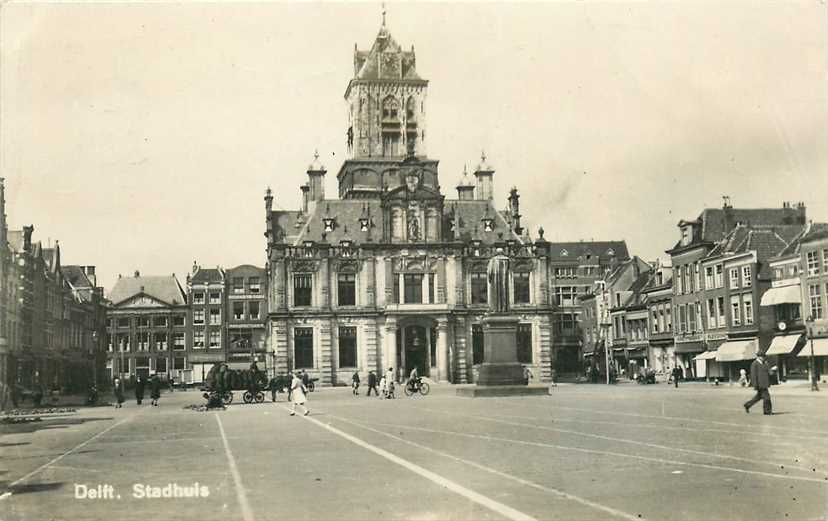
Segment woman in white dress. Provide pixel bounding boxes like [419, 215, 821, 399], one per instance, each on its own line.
[290, 372, 309, 416]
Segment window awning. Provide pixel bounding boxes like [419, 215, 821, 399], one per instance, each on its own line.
[674, 342, 705, 354]
[716, 339, 758, 362]
[796, 338, 828, 357]
[765, 334, 804, 356]
[693, 351, 718, 361]
[760, 285, 801, 306]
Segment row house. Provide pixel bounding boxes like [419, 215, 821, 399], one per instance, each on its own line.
[762, 223, 828, 384]
[2, 222, 107, 401]
[106, 272, 188, 383]
[668, 199, 808, 380]
[581, 256, 651, 377]
[265, 21, 555, 386]
[225, 265, 268, 371]
[546, 241, 629, 377]
[641, 263, 673, 374]
[186, 265, 226, 382]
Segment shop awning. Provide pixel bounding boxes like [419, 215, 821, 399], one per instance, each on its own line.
[674, 342, 705, 354]
[716, 339, 758, 362]
[796, 338, 828, 357]
[765, 334, 804, 356]
[627, 349, 647, 359]
[760, 285, 801, 306]
[693, 351, 718, 361]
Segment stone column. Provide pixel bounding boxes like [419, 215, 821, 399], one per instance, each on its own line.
[383, 318, 397, 376]
[436, 318, 449, 382]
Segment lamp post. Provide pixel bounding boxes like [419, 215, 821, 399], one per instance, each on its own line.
[806, 315, 819, 392]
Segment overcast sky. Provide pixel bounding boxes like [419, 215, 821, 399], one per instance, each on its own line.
[2, 2, 827, 294]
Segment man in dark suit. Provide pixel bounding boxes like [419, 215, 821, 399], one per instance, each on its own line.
[744, 353, 773, 415]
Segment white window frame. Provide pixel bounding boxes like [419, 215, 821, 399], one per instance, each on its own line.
[729, 268, 740, 289]
[807, 251, 820, 276]
[730, 296, 741, 326]
[743, 294, 754, 325]
[742, 265, 752, 288]
[193, 330, 205, 349]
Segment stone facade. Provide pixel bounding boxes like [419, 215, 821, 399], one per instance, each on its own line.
[264, 22, 556, 386]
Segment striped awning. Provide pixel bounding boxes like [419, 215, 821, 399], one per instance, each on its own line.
[796, 338, 828, 357]
[765, 334, 804, 356]
[760, 285, 801, 306]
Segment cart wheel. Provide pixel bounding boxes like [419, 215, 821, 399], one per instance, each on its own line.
[307, 381, 315, 392]
[243, 391, 254, 404]
[222, 391, 234, 405]
[418, 382, 430, 396]
[255, 391, 265, 403]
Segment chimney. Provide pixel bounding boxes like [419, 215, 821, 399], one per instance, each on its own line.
[456, 165, 475, 201]
[796, 201, 806, 225]
[85, 266, 97, 286]
[307, 150, 326, 203]
[722, 195, 735, 232]
[23, 225, 34, 252]
[473, 151, 494, 201]
[192, 261, 198, 274]
[300, 184, 310, 213]
[508, 186, 522, 235]
[264, 186, 273, 212]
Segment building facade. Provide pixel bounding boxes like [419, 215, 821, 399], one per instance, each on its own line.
[225, 265, 268, 371]
[186, 265, 226, 382]
[668, 199, 808, 380]
[546, 241, 629, 377]
[265, 21, 555, 386]
[797, 225, 828, 383]
[106, 273, 188, 384]
[641, 263, 673, 375]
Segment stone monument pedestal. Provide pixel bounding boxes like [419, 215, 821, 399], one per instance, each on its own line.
[457, 314, 550, 398]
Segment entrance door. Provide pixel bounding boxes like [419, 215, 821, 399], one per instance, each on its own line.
[404, 325, 429, 377]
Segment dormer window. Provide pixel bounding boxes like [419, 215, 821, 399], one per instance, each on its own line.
[323, 218, 336, 233]
[561, 249, 569, 257]
[680, 225, 693, 246]
[303, 240, 314, 257]
[482, 218, 494, 232]
[359, 218, 369, 232]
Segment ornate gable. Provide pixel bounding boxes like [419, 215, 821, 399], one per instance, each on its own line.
[117, 294, 168, 309]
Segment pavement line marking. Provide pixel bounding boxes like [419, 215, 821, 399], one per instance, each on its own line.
[214, 413, 255, 521]
[525, 403, 827, 435]
[0, 410, 141, 501]
[291, 409, 537, 521]
[331, 414, 645, 521]
[413, 406, 823, 475]
[374, 422, 828, 485]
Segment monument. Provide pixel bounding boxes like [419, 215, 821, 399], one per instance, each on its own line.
[457, 247, 550, 397]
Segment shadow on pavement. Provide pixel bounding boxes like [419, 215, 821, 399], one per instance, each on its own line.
[1, 481, 65, 495]
[0, 442, 30, 448]
[0, 416, 113, 435]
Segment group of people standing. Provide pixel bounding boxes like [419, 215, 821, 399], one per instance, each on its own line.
[352, 367, 421, 399]
[113, 374, 162, 408]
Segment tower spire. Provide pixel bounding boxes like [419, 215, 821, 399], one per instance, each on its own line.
[382, 2, 386, 27]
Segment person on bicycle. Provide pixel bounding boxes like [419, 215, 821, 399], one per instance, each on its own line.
[407, 367, 420, 392]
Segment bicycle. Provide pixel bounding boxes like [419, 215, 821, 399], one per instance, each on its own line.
[243, 390, 265, 404]
[403, 378, 430, 396]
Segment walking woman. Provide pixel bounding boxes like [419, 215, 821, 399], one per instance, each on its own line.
[289, 372, 309, 416]
[113, 378, 125, 408]
[135, 375, 145, 405]
[149, 373, 161, 406]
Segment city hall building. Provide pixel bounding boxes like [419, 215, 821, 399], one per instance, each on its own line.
[264, 21, 557, 386]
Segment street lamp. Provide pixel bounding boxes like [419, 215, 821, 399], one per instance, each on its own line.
[805, 315, 820, 392]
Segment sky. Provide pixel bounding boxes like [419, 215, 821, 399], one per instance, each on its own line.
[2, 1, 827, 294]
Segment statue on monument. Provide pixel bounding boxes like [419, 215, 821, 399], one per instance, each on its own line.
[487, 248, 510, 313]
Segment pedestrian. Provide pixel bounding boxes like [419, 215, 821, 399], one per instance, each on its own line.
[149, 373, 161, 406]
[385, 367, 395, 399]
[352, 371, 360, 395]
[671, 366, 682, 388]
[301, 369, 310, 388]
[269, 376, 279, 402]
[366, 370, 378, 397]
[379, 375, 387, 398]
[386, 378, 396, 399]
[738, 368, 748, 387]
[289, 372, 309, 416]
[744, 353, 773, 415]
[113, 378, 125, 408]
[134, 375, 145, 405]
[523, 365, 534, 384]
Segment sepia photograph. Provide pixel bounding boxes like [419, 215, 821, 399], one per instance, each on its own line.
[1, 1, 827, 520]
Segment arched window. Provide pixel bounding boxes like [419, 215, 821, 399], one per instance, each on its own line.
[405, 97, 417, 122]
[382, 96, 400, 122]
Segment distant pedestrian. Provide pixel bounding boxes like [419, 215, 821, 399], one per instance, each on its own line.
[269, 377, 279, 402]
[352, 371, 360, 395]
[379, 375, 387, 398]
[289, 372, 309, 416]
[149, 373, 161, 406]
[366, 370, 378, 397]
[744, 353, 773, 415]
[386, 378, 396, 399]
[135, 375, 145, 405]
[738, 368, 749, 387]
[523, 365, 534, 384]
[301, 370, 310, 388]
[113, 378, 125, 408]
[671, 366, 682, 388]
